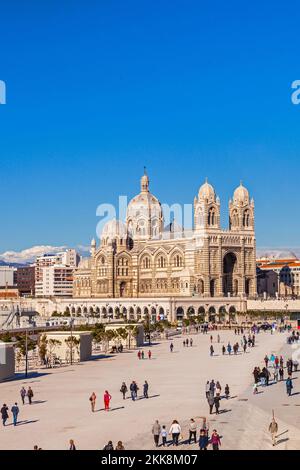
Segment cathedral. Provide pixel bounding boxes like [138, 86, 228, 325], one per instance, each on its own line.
[74, 172, 256, 300]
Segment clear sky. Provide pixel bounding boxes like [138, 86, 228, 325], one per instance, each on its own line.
[0, 1, 299, 255]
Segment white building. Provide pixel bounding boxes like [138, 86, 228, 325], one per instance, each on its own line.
[35, 249, 79, 298]
[0, 266, 17, 287]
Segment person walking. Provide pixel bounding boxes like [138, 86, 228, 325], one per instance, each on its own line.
[27, 386, 34, 405]
[89, 392, 96, 412]
[104, 390, 112, 411]
[188, 418, 197, 444]
[143, 380, 149, 399]
[199, 428, 209, 450]
[152, 420, 161, 447]
[217, 334, 220, 343]
[222, 345, 226, 355]
[209, 380, 215, 394]
[264, 355, 269, 368]
[208, 393, 215, 414]
[1, 404, 9, 426]
[120, 382, 128, 400]
[69, 439, 76, 450]
[115, 441, 125, 450]
[210, 429, 221, 450]
[148, 350, 152, 360]
[227, 343, 232, 355]
[130, 381, 138, 401]
[169, 420, 181, 446]
[269, 417, 278, 446]
[20, 387, 26, 405]
[190, 338, 193, 347]
[137, 350, 141, 360]
[170, 343, 174, 353]
[214, 395, 220, 414]
[273, 368, 279, 383]
[286, 376, 293, 396]
[210, 335, 213, 344]
[11, 403, 19, 426]
[103, 441, 114, 450]
[225, 384, 230, 399]
[210, 345, 214, 356]
[141, 350, 145, 360]
[161, 425, 168, 447]
[216, 381, 222, 397]
[205, 381, 210, 399]
[183, 340, 186, 347]
[279, 367, 284, 381]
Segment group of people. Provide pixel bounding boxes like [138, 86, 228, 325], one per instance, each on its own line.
[137, 350, 151, 360]
[89, 380, 150, 412]
[182, 338, 193, 347]
[253, 354, 297, 396]
[151, 418, 221, 450]
[1, 386, 34, 427]
[205, 379, 230, 415]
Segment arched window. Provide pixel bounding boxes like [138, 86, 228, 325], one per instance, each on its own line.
[142, 256, 151, 269]
[231, 210, 239, 228]
[208, 207, 216, 226]
[157, 255, 166, 268]
[243, 209, 250, 227]
[173, 253, 183, 267]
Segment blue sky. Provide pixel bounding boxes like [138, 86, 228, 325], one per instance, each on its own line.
[0, 1, 299, 255]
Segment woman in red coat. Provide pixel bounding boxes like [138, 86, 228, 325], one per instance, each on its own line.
[104, 390, 112, 411]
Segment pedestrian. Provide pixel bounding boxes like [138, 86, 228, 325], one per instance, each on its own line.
[188, 418, 197, 444]
[20, 387, 26, 405]
[11, 403, 19, 426]
[152, 420, 161, 447]
[279, 367, 284, 381]
[264, 355, 269, 368]
[141, 350, 145, 360]
[130, 381, 138, 401]
[286, 376, 293, 396]
[138, 350, 141, 360]
[269, 417, 278, 446]
[190, 338, 193, 347]
[169, 420, 181, 446]
[205, 381, 210, 399]
[208, 393, 215, 414]
[217, 334, 220, 343]
[214, 395, 220, 414]
[120, 382, 128, 400]
[89, 392, 96, 412]
[210, 429, 221, 450]
[161, 425, 168, 447]
[143, 380, 149, 398]
[27, 386, 34, 405]
[209, 379, 215, 394]
[210, 335, 213, 343]
[243, 343, 247, 353]
[170, 343, 174, 353]
[216, 381, 221, 397]
[1, 404, 9, 426]
[225, 384, 230, 399]
[115, 441, 125, 450]
[227, 343, 232, 355]
[148, 350, 152, 359]
[273, 368, 279, 383]
[183, 340, 186, 347]
[104, 390, 112, 411]
[222, 345, 226, 355]
[253, 383, 258, 394]
[103, 441, 114, 450]
[69, 439, 76, 450]
[210, 345, 214, 356]
[199, 428, 209, 450]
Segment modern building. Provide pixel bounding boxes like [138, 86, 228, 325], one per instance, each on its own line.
[17, 266, 35, 296]
[0, 342, 15, 381]
[35, 265, 74, 298]
[35, 249, 79, 298]
[42, 331, 92, 362]
[74, 172, 257, 300]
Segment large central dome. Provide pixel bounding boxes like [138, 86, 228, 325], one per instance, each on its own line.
[126, 171, 163, 240]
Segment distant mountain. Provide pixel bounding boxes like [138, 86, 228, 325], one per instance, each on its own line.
[0, 259, 28, 268]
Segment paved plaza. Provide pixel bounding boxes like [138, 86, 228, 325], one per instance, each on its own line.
[0, 329, 299, 450]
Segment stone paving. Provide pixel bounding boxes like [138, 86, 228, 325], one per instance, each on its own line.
[0, 329, 299, 450]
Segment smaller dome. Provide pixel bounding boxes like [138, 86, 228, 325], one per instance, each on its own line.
[198, 179, 216, 201]
[233, 182, 249, 205]
[101, 219, 127, 241]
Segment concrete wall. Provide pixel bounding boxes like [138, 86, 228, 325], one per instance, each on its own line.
[43, 331, 92, 363]
[0, 343, 15, 381]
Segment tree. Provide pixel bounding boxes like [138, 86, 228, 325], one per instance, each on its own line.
[91, 323, 106, 347]
[125, 325, 139, 349]
[116, 328, 129, 347]
[48, 339, 62, 362]
[38, 334, 48, 363]
[65, 336, 80, 363]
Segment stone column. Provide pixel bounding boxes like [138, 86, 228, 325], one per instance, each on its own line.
[239, 237, 245, 296]
[203, 235, 210, 296]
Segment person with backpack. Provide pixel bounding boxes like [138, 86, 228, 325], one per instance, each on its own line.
[120, 382, 128, 400]
[89, 392, 96, 412]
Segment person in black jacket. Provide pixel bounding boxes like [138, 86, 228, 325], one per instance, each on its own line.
[103, 441, 114, 450]
[1, 404, 9, 426]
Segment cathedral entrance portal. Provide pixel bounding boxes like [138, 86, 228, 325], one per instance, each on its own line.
[223, 252, 237, 296]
